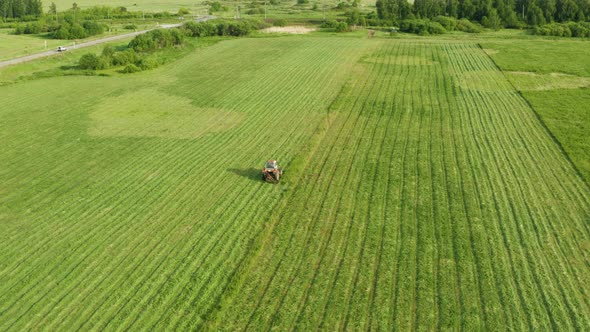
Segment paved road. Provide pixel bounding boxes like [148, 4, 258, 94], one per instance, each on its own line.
[0, 16, 216, 69]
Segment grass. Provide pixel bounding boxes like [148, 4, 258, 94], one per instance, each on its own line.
[0, 32, 589, 330]
[482, 39, 590, 184]
[0, 29, 66, 61]
[0, 21, 180, 62]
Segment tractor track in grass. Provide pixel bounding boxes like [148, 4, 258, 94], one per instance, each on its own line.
[318, 44, 403, 328]
[241, 71, 369, 331]
[390, 41, 416, 330]
[307, 44, 394, 331]
[365, 40, 404, 331]
[267, 49, 385, 330]
[465, 47, 579, 328]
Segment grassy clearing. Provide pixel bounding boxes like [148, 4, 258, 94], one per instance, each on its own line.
[483, 39, 590, 76]
[519, 88, 590, 182]
[483, 39, 590, 184]
[0, 33, 588, 330]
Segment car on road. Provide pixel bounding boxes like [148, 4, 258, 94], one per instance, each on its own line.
[57, 46, 67, 52]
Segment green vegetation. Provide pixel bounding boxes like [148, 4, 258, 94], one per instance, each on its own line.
[0, 0, 42, 19]
[533, 21, 590, 37]
[483, 39, 590, 183]
[376, 0, 589, 29]
[0, 31, 589, 330]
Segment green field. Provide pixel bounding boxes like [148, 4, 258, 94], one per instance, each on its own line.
[482, 39, 590, 183]
[0, 33, 589, 330]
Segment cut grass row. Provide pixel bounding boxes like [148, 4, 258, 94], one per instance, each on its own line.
[0, 37, 374, 330]
[0, 35, 588, 330]
[210, 40, 590, 330]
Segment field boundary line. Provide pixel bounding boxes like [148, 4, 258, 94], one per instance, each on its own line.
[476, 43, 590, 192]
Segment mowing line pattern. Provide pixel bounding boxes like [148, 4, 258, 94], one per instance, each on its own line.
[0, 37, 588, 330]
[213, 40, 590, 330]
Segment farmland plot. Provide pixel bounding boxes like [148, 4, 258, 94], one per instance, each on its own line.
[0, 37, 374, 330]
[212, 41, 590, 330]
[0, 36, 589, 331]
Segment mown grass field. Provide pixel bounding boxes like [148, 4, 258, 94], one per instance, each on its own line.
[0, 33, 589, 330]
[482, 39, 590, 183]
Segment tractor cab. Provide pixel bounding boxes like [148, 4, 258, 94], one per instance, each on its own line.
[265, 160, 278, 170]
[262, 159, 282, 183]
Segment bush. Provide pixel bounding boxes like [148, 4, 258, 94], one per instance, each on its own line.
[320, 20, 339, 28]
[400, 19, 447, 35]
[102, 45, 115, 58]
[137, 57, 159, 70]
[124, 23, 137, 30]
[335, 21, 348, 32]
[210, 1, 223, 11]
[112, 48, 139, 66]
[178, 8, 190, 15]
[533, 22, 589, 37]
[79, 53, 100, 69]
[128, 28, 184, 52]
[82, 21, 104, 36]
[273, 19, 287, 27]
[432, 16, 457, 31]
[456, 19, 482, 33]
[246, 8, 265, 15]
[122, 64, 141, 73]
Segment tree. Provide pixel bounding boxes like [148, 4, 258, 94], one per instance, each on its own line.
[48, 2, 56, 15]
[527, 3, 547, 24]
[556, 0, 579, 21]
[482, 8, 503, 28]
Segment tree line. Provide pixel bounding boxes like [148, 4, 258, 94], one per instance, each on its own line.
[0, 0, 42, 19]
[376, 0, 589, 27]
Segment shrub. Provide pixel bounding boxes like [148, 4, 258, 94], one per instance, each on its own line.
[124, 23, 137, 30]
[102, 45, 116, 58]
[335, 21, 348, 32]
[82, 21, 104, 36]
[456, 19, 482, 33]
[320, 20, 339, 28]
[79, 53, 100, 69]
[246, 8, 265, 15]
[532, 22, 590, 37]
[273, 19, 287, 27]
[53, 25, 71, 39]
[128, 28, 184, 52]
[210, 1, 223, 11]
[178, 8, 190, 15]
[432, 16, 457, 31]
[112, 49, 139, 66]
[122, 63, 141, 73]
[137, 57, 159, 70]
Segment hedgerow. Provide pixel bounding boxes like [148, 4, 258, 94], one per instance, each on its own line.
[533, 22, 590, 37]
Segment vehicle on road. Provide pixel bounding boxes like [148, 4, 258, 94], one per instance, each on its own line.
[57, 46, 67, 52]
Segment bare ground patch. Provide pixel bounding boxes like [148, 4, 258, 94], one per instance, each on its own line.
[262, 26, 317, 34]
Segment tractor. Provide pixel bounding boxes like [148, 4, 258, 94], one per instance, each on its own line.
[262, 159, 282, 183]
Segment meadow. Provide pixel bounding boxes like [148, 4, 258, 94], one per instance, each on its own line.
[0, 32, 589, 330]
[482, 39, 590, 182]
